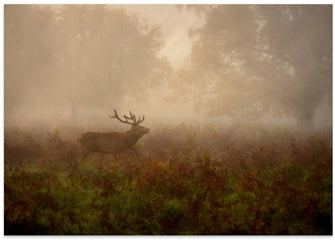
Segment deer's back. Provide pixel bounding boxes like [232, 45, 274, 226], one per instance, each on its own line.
[78, 131, 126, 154]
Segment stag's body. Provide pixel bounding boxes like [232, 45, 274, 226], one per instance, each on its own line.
[78, 110, 149, 159]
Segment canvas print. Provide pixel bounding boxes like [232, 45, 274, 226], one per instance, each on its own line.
[4, 4, 332, 235]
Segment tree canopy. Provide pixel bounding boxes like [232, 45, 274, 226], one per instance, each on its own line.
[172, 5, 332, 128]
[5, 5, 172, 122]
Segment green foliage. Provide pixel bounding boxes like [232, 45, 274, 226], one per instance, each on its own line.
[4, 125, 332, 235]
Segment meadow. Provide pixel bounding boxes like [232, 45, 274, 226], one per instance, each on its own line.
[4, 123, 332, 235]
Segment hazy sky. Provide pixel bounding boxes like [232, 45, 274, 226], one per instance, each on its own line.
[122, 5, 204, 69]
[119, 5, 206, 123]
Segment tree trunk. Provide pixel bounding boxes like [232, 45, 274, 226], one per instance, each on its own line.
[296, 108, 314, 131]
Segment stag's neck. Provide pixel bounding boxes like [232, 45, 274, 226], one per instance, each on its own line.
[124, 129, 142, 146]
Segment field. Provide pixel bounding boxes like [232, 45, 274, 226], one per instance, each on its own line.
[4, 123, 332, 235]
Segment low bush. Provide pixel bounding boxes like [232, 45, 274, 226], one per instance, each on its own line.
[4, 124, 332, 234]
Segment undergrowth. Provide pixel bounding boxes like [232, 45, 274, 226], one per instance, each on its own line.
[4, 124, 332, 234]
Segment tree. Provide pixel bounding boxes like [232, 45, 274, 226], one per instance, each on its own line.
[5, 5, 172, 124]
[259, 5, 332, 128]
[173, 5, 332, 128]
[5, 5, 59, 123]
[53, 5, 173, 122]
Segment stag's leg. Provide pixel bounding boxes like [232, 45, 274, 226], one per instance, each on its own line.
[130, 146, 141, 162]
[133, 149, 140, 162]
[80, 148, 89, 161]
[97, 153, 105, 171]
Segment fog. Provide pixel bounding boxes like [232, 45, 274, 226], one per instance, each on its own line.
[4, 5, 332, 131]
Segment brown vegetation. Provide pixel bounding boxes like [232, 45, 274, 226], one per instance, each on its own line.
[4, 124, 332, 235]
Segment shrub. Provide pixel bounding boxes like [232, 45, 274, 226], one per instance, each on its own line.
[4, 125, 332, 235]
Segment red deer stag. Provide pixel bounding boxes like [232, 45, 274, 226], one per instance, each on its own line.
[78, 110, 150, 159]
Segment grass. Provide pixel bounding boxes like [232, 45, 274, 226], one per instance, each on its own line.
[4, 123, 332, 234]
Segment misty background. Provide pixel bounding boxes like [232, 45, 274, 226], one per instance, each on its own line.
[4, 5, 332, 131]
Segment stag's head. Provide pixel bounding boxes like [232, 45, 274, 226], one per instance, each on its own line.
[110, 109, 150, 137]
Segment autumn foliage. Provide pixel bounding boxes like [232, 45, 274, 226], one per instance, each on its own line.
[4, 124, 332, 234]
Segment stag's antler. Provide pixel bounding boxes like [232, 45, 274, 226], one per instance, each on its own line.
[124, 110, 145, 124]
[110, 109, 132, 125]
[110, 109, 145, 125]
